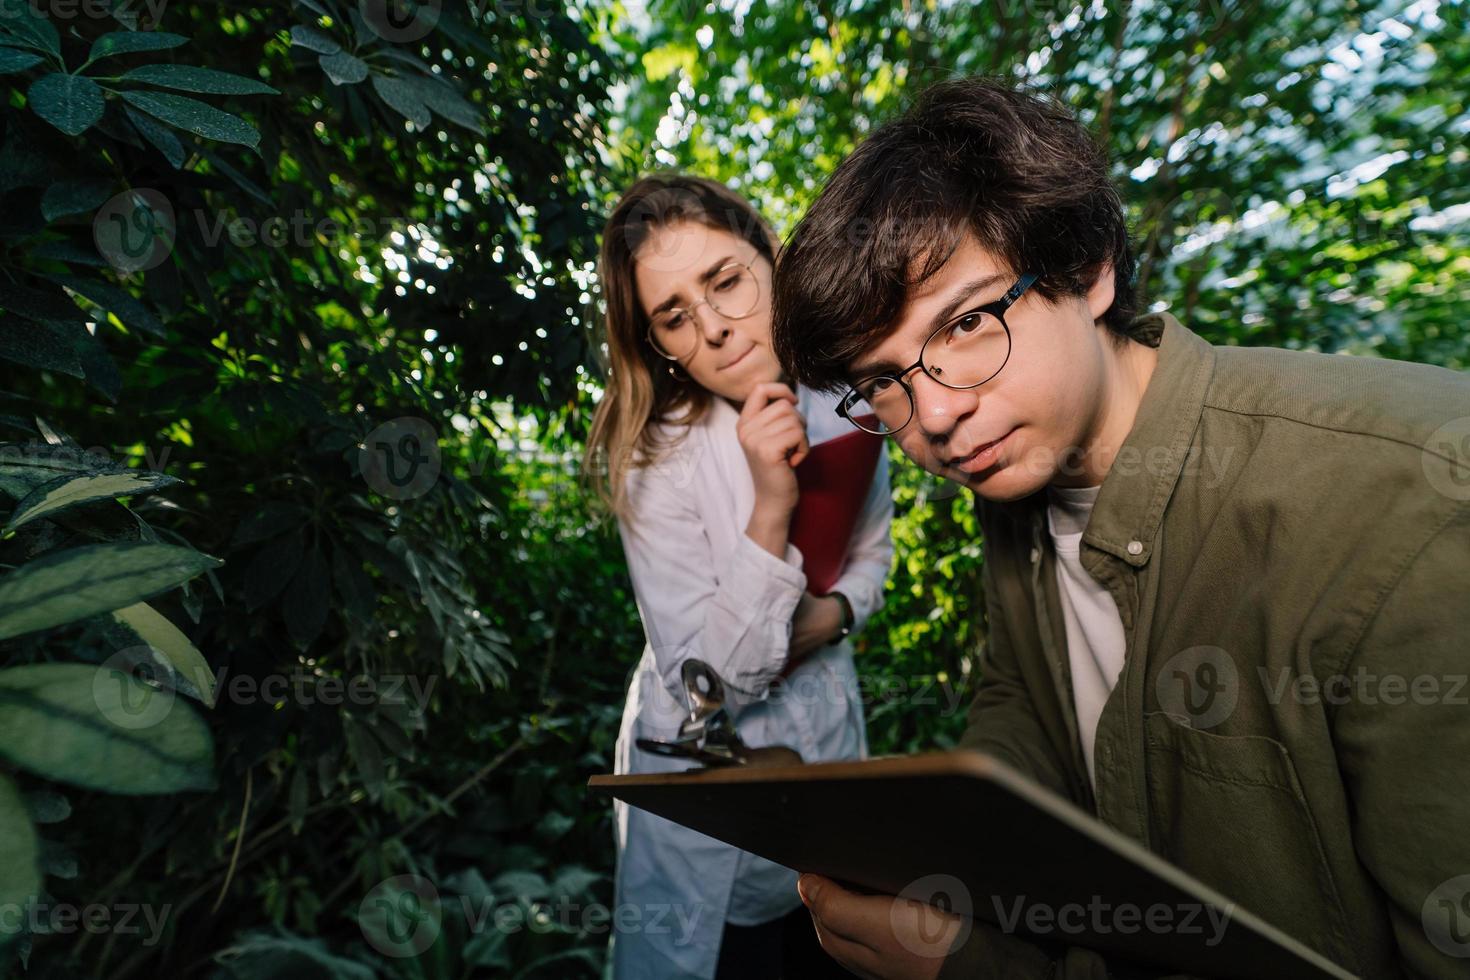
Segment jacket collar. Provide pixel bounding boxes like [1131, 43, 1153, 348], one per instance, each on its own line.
[1080, 312, 1216, 567]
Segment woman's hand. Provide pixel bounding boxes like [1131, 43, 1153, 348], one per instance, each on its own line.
[739, 381, 808, 556]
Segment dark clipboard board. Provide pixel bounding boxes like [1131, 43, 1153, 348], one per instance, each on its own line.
[588, 751, 1358, 980]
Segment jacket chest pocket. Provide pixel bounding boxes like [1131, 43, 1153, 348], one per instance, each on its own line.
[1142, 711, 1355, 971]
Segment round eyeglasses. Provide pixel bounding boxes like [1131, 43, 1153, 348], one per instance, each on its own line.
[645, 261, 762, 361]
[835, 273, 1038, 435]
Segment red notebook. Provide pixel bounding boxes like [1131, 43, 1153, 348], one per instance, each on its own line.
[788, 418, 885, 595]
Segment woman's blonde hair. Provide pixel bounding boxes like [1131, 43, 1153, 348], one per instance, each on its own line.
[583, 174, 780, 516]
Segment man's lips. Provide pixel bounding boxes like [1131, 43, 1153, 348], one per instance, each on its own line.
[946, 427, 1017, 474]
[718, 345, 754, 371]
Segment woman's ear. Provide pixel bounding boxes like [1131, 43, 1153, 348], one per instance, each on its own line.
[1085, 259, 1117, 322]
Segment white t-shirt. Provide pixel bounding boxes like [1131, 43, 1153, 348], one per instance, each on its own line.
[1046, 484, 1127, 788]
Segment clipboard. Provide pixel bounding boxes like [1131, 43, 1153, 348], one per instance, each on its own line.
[588, 752, 1357, 980]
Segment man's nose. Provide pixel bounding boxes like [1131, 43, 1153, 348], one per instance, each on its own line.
[912, 371, 978, 438]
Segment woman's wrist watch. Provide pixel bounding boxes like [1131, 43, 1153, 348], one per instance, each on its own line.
[828, 591, 855, 642]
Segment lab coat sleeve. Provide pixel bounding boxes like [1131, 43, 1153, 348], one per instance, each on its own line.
[618, 453, 808, 711]
[827, 445, 895, 636]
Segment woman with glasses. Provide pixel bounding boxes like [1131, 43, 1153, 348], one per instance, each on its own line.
[584, 174, 893, 979]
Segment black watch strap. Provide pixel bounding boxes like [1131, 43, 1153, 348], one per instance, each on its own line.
[829, 591, 855, 640]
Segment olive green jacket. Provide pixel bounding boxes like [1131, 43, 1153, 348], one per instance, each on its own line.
[939, 313, 1470, 979]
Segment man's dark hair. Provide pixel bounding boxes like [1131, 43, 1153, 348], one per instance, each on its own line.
[773, 76, 1144, 392]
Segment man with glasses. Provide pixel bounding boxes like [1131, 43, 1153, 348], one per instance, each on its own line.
[771, 76, 1470, 979]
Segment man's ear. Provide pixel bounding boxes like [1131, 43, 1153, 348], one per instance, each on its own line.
[1085, 259, 1116, 323]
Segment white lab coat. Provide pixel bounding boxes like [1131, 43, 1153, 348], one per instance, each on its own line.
[609, 385, 894, 980]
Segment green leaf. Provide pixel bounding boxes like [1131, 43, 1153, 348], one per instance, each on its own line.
[4, 469, 181, 533]
[287, 766, 308, 834]
[0, 773, 41, 915]
[40, 178, 114, 223]
[124, 104, 186, 168]
[0, 664, 215, 794]
[344, 719, 384, 800]
[230, 502, 307, 548]
[0, 444, 124, 500]
[218, 933, 376, 979]
[370, 74, 429, 127]
[0, 317, 84, 377]
[400, 75, 482, 133]
[27, 74, 105, 136]
[318, 51, 368, 86]
[28, 241, 107, 267]
[330, 544, 375, 621]
[0, 0, 60, 57]
[117, 91, 260, 149]
[48, 321, 121, 401]
[119, 64, 278, 96]
[0, 543, 221, 642]
[109, 602, 216, 706]
[282, 545, 330, 649]
[86, 31, 188, 64]
[289, 25, 340, 55]
[45, 274, 167, 337]
[243, 529, 303, 611]
[24, 790, 71, 824]
[0, 46, 43, 74]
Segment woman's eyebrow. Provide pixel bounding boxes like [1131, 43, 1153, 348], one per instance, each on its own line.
[846, 273, 1008, 379]
[647, 255, 737, 316]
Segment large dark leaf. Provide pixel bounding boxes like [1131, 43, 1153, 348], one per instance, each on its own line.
[27, 74, 104, 136]
[0, 443, 126, 499]
[0, 0, 60, 57]
[45, 274, 167, 337]
[119, 64, 278, 96]
[370, 74, 430, 127]
[282, 545, 330, 649]
[401, 75, 482, 133]
[85, 31, 188, 64]
[123, 105, 186, 168]
[230, 502, 307, 548]
[288, 25, 341, 54]
[330, 544, 376, 622]
[0, 46, 43, 74]
[0, 542, 221, 641]
[118, 91, 260, 148]
[242, 529, 304, 611]
[319, 51, 368, 86]
[0, 316, 83, 377]
[40, 178, 114, 223]
[4, 468, 181, 533]
[106, 602, 217, 706]
[0, 773, 40, 916]
[0, 664, 215, 794]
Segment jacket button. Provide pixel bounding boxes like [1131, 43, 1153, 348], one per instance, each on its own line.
[1029, 547, 1041, 564]
[1126, 540, 1143, 556]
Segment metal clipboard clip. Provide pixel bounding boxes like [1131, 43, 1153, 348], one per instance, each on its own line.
[635, 660, 803, 769]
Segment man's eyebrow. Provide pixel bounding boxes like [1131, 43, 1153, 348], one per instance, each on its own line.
[845, 273, 1009, 380]
[647, 255, 737, 316]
